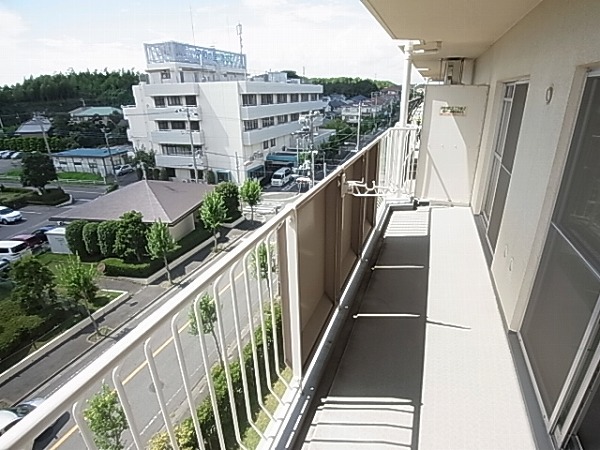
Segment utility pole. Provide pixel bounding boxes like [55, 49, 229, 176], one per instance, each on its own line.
[38, 116, 61, 189]
[356, 102, 363, 152]
[183, 107, 199, 182]
[103, 130, 117, 182]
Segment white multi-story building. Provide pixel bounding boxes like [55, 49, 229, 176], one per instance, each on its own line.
[123, 41, 325, 183]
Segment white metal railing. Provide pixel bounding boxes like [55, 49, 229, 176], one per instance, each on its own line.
[0, 125, 417, 450]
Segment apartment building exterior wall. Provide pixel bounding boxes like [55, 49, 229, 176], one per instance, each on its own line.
[124, 77, 325, 183]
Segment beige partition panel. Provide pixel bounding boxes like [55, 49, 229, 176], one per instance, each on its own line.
[294, 147, 381, 365]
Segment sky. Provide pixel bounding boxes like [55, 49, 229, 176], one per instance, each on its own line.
[0, 0, 417, 88]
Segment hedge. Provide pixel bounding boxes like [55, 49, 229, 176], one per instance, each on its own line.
[102, 227, 212, 278]
[26, 188, 70, 206]
[148, 304, 283, 450]
[0, 192, 31, 209]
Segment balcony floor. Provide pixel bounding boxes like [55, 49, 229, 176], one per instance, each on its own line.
[300, 206, 537, 449]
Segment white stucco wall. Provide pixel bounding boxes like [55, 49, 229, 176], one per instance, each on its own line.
[168, 213, 196, 241]
[470, 0, 600, 329]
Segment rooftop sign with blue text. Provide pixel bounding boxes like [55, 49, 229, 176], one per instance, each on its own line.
[144, 42, 247, 70]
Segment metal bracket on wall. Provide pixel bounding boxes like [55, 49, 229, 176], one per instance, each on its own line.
[341, 173, 397, 198]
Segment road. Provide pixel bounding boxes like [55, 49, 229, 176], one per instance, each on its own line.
[39, 259, 277, 449]
[0, 172, 137, 241]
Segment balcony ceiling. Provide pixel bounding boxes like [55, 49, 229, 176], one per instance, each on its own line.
[361, 0, 542, 79]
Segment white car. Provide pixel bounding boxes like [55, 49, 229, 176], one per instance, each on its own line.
[0, 207, 22, 224]
[0, 398, 44, 436]
[115, 164, 134, 176]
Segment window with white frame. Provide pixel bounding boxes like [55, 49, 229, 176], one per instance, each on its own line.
[270, 138, 276, 147]
[262, 117, 275, 127]
[171, 121, 186, 130]
[277, 94, 287, 104]
[260, 94, 273, 105]
[185, 95, 197, 106]
[290, 94, 299, 103]
[277, 115, 288, 124]
[263, 141, 269, 150]
[167, 96, 182, 106]
[244, 120, 259, 131]
[242, 94, 257, 106]
[157, 121, 169, 130]
[154, 97, 166, 107]
[301, 93, 309, 102]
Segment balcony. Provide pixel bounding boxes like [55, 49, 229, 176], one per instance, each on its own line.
[150, 129, 205, 146]
[1, 126, 537, 450]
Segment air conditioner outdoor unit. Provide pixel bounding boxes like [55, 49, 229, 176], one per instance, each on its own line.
[441, 58, 473, 85]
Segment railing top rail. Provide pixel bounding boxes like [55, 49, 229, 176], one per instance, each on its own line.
[0, 126, 405, 448]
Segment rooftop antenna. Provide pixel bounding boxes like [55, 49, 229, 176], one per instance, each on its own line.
[189, 5, 196, 45]
[236, 23, 246, 78]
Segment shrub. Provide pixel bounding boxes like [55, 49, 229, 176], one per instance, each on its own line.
[146, 304, 283, 449]
[105, 183, 119, 194]
[65, 220, 88, 257]
[26, 188, 70, 205]
[114, 211, 147, 262]
[83, 223, 100, 256]
[0, 300, 44, 362]
[97, 221, 119, 258]
[0, 193, 30, 209]
[215, 182, 240, 220]
[101, 258, 162, 278]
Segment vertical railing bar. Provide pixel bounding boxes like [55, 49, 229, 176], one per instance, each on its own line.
[229, 260, 266, 440]
[285, 212, 304, 381]
[242, 251, 274, 421]
[144, 339, 180, 450]
[212, 275, 248, 449]
[170, 315, 207, 450]
[112, 367, 144, 450]
[72, 400, 98, 450]
[265, 230, 290, 390]
[254, 241, 283, 405]
[193, 292, 227, 450]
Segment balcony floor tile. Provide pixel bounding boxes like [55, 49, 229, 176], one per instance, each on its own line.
[301, 207, 536, 450]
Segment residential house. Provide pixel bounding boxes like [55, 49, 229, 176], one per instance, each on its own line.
[15, 117, 51, 137]
[52, 147, 128, 177]
[51, 180, 214, 242]
[68, 106, 123, 125]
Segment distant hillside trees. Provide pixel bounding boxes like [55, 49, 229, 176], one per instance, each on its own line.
[0, 69, 140, 127]
[308, 77, 394, 98]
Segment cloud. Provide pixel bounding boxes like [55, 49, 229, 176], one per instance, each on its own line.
[0, 0, 413, 86]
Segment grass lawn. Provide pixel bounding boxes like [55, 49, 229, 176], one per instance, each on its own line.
[57, 171, 103, 181]
[3, 169, 102, 182]
[36, 252, 96, 276]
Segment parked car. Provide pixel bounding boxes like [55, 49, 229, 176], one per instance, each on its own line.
[0, 206, 22, 224]
[0, 259, 11, 273]
[0, 151, 11, 158]
[0, 398, 44, 437]
[10, 152, 22, 159]
[0, 241, 32, 262]
[115, 164, 134, 176]
[11, 234, 45, 250]
[32, 225, 57, 243]
[1, 151, 15, 159]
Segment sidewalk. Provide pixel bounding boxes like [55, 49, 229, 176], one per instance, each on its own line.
[0, 225, 250, 406]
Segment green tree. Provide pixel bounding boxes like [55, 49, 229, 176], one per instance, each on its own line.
[97, 221, 118, 257]
[83, 383, 128, 450]
[146, 220, 179, 284]
[114, 211, 147, 262]
[214, 181, 240, 220]
[20, 151, 57, 193]
[10, 256, 57, 314]
[239, 179, 262, 223]
[188, 293, 222, 364]
[199, 192, 227, 252]
[83, 222, 100, 256]
[56, 256, 100, 333]
[65, 220, 89, 257]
